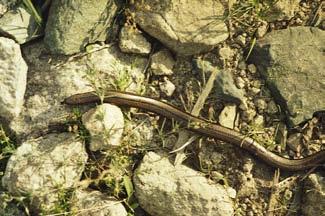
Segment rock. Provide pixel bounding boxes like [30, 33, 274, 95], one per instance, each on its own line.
[256, 21, 268, 38]
[218, 105, 237, 129]
[235, 76, 245, 89]
[44, 0, 119, 55]
[302, 173, 325, 215]
[264, 0, 300, 22]
[2, 133, 88, 210]
[70, 189, 127, 216]
[254, 98, 267, 113]
[133, 152, 235, 216]
[0, 37, 27, 120]
[253, 114, 264, 126]
[218, 45, 235, 61]
[241, 108, 257, 123]
[82, 104, 124, 151]
[9, 42, 147, 139]
[0, 6, 41, 44]
[0, 0, 18, 16]
[266, 100, 279, 115]
[247, 64, 257, 74]
[159, 77, 176, 96]
[119, 25, 151, 55]
[215, 69, 246, 105]
[249, 27, 325, 126]
[133, 0, 228, 56]
[195, 59, 246, 105]
[150, 49, 175, 75]
[235, 34, 246, 47]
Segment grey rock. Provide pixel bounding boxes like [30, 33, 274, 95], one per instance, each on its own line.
[133, 152, 234, 216]
[0, 37, 27, 120]
[133, 0, 228, 56]
[82, 104, 124, 151]
[159, 77, 175, 96]
[0, 6, 41, 44]
[264, 0, 300, 22]
[2, 133, 88, 210]
[150, 49, 175, 75]
[195, 59, 246, 105]
[302, 173, 325, 215]
[119, 25, 151, 55]
[44, 0, 119, 55]
[249, 27, 325, 126]
[218, 105, 237, 129]
[71, 189, 127, 216]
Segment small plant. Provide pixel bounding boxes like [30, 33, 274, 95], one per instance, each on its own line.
[0, 126, 15, 161]
[20, 0, 43, 26]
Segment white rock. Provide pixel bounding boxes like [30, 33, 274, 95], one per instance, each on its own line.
[82, 104, 124, 151]
[0, 6, 39, 44]
[2, 133, 87, 209]
[247, 64, 257, 74]
[256, 21, 268, 38]
[253, 114, 264, 126]
[219, 105, 237, 129]
[0, 37, 27, 120]
[133, 152, 235, 216]
[119, 25, 151, 55]
[235, 76, 246, 89]
[150, 49, 175, 75]
[71, 189, 127, 216]
[159, 77, 176, 96]
[218, 45, 235, 61]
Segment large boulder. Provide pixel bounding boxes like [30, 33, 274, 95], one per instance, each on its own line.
[249, 27, 325, 126]
[132, 0, 228, 56]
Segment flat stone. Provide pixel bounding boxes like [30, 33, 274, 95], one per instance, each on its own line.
[249, 27, 325, 126]
[132, 0, 228, 56]
[133, 152, 234, 216]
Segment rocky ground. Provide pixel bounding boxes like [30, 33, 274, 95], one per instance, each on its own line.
[0, 0, 324, 215]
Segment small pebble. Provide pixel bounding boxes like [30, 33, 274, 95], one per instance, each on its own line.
[159, 77, 176, 96]
[235, 77, 246, 89]
[238, 61, 247, 70]
[254, 98, 267, 112]
[236, 34, 246, 47]
[253, 114, 264, 126]
[256, 22, 268, 38]
[247, 64, 257, 74]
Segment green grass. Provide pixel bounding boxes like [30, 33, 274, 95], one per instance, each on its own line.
[21, 0, 43, 26]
